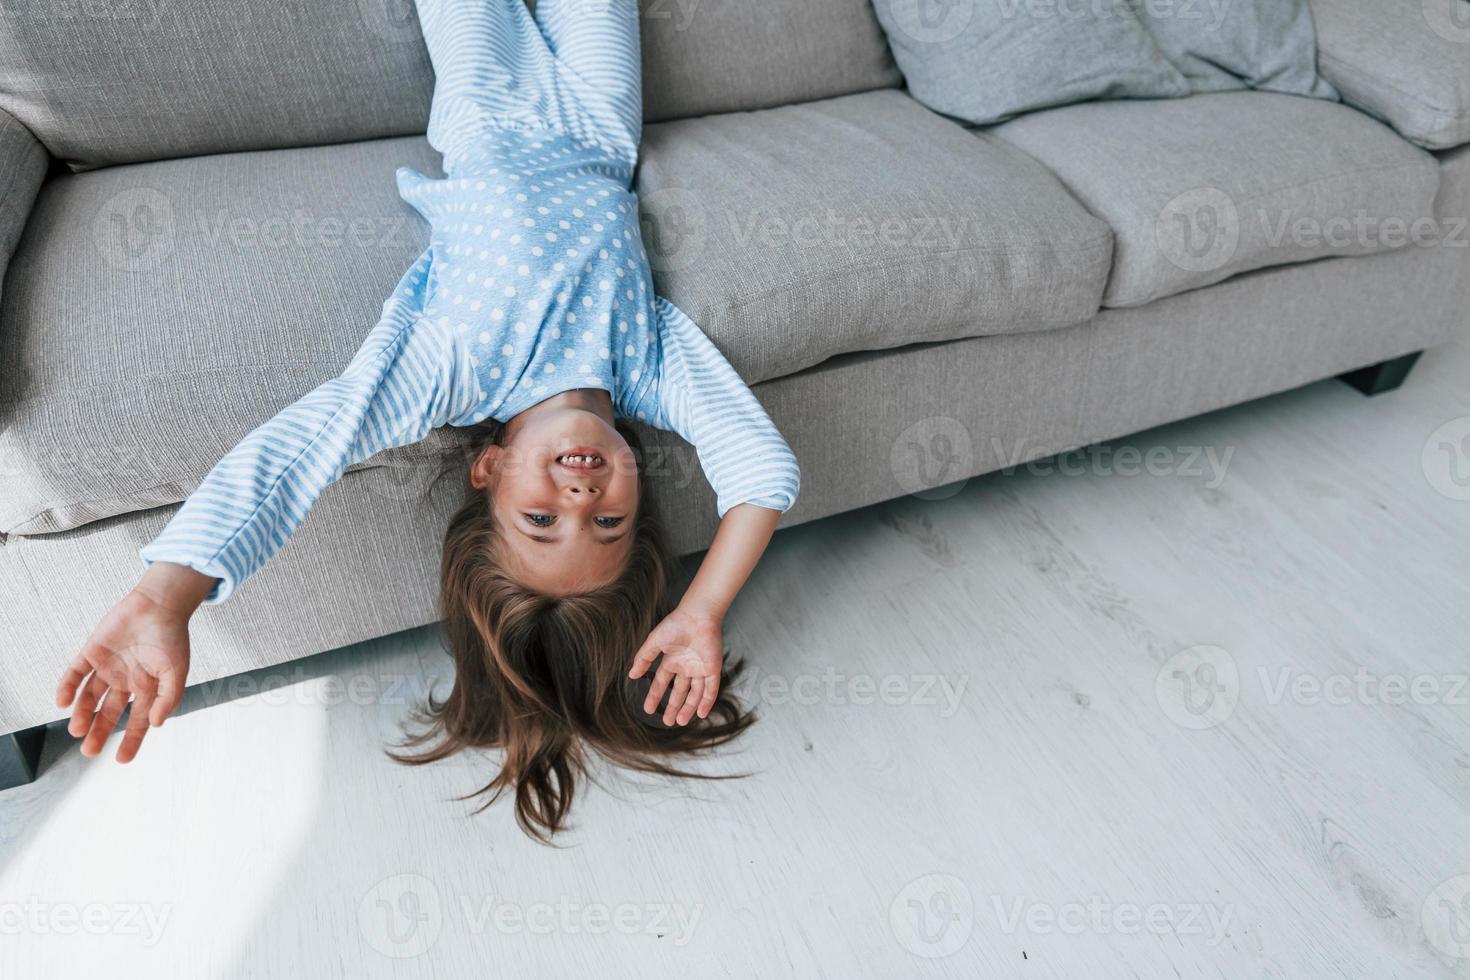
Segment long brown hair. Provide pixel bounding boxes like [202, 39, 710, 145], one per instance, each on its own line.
[392, 420, 754, 841]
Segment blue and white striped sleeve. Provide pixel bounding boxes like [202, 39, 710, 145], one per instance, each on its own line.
[644, 298, 800, 517]
[140, 253, 481, 603]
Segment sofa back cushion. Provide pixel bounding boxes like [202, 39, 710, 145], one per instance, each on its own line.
[1310, 0, 1470, 151]
[1, 109, 49, 292]
[1135, 0, 1338, 99]
[0, 0, 899, 171]
[870, 0, 1190, 127]
[641, 0, 900, 122]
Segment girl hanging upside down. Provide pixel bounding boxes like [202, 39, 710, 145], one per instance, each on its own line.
[54, 0, 799, 839]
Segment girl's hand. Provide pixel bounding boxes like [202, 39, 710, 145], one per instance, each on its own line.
[55, 564, 212, 762]
[629, 503, 777, 726]
[629, 605, 724, 726]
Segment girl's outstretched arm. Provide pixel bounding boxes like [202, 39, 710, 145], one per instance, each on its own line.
[59, 251, 480, 758]
[640, 298, 800, 518]
[628, 503, 781, 726]
[627, 300, 799, 726]
[680, 503, 782, 623]
[140, 252, 475, 604]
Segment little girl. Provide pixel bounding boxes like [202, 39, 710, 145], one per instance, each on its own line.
[54, 0, 799, 838]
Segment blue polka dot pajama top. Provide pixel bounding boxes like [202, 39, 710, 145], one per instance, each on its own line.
[140, 0, 800, 603]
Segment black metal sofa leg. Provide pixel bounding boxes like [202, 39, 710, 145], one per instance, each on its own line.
[0, 725, 47, 790]
[1339, 351, 1423, 396]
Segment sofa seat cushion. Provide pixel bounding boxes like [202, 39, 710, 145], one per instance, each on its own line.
[0, 136, 477, 536]
[637, 89, 1115, 384]
[993, 92, 1441, 308]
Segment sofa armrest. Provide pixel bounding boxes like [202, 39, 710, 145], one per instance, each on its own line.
[0, 108, 49, 311]
[1309, 0, 1470, 150]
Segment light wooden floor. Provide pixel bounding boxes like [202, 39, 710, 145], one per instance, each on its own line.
[4, 338, 1470, 979]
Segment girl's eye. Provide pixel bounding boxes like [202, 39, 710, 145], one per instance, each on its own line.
[524, 514, 555, 528]
[594, 517, 624, 529]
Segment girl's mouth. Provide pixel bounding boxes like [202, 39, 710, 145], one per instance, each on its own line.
[556, 449, 605, 470]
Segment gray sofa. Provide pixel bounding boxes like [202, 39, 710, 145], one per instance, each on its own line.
[2, 0, 1467, 773]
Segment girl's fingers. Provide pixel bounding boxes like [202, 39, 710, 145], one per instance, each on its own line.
[56, 651, 96, 708]
[663, 675, 691, 727]
[123, 666, 160, 746]
[116, 691, 154, 764]
[69, 671, 109, 738]
[628, 634, 662, 679]
[643, 665, 674, 715]
[150, 664, 184, 728]
[676, 678, 703, 726]
[697, 674, 720, 719]
[81, 687, 127, 758]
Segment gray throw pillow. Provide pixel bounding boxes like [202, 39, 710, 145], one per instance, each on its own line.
[870, 0, 1191, 126]
[1135, 0, 1339, 99]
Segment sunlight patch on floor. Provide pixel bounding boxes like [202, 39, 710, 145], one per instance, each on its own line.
[0, 676, 334, 973]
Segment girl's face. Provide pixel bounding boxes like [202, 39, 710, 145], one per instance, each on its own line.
[470, 397, 639, 595]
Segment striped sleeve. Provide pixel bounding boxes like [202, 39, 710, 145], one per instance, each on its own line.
[644, 298, 800, 516]
[139, 253, 481, 603]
